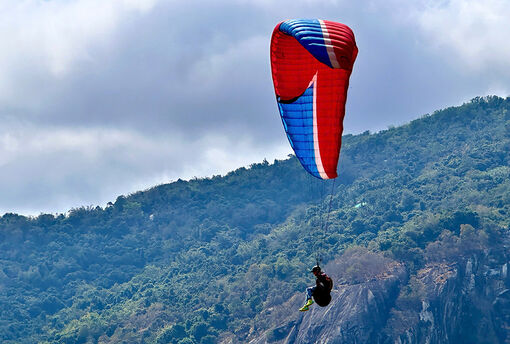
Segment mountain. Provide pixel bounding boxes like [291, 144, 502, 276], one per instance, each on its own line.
[0, 96, 509, 344]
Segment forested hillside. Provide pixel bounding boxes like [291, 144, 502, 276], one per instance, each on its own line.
[1, 96, 509, 343]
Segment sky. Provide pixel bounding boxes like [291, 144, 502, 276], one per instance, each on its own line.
[1, 0, 509, 216]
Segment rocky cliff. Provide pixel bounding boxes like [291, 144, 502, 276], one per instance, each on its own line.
[249, 245, 510, 344]
[389, 255, 510, 344]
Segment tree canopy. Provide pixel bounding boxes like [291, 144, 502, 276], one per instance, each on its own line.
[0, 96, 509, 343]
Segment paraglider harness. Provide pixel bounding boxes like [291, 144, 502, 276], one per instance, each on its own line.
[311, 264, 333, 307]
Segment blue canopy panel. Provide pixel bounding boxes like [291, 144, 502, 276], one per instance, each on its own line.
[278, 19, 333, 68]
[277, 83, 322, 179]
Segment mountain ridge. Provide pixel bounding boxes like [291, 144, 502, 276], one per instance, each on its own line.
[0, 95, 509, 343]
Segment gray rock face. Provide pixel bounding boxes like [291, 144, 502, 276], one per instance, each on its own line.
[250, 251, 510, 344]
[292, 269, 405, 344]
[250, 261, 407, 344]
[390, 255, 510, 344]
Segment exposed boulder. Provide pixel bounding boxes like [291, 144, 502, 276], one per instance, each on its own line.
[389, 255, 510, 344]
[250, 243, 510, 344]
[250, 249, 407, 344]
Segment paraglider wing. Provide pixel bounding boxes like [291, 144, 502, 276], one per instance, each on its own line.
[270, 19, 358, 179]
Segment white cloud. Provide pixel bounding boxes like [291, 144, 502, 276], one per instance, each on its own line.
[1, 0, 510, 215]
[412, 0, 510, 76]
[188, 35, 267, 91]
[0, 123, 290, 215]
[0, 0, 157, 105]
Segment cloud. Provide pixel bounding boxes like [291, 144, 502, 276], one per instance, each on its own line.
[0, 122, 288, 215]
[0, 0, 157, 108]
[414, 0, 510, 71]
[1, 0, 509, 215]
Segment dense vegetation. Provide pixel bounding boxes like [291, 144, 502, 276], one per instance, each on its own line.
[0, 96, 509, 343]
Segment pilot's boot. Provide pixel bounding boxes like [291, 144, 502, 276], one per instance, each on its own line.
[299, 299, 314, 311]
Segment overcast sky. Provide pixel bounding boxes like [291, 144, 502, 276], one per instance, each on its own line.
[1, 0, 509, 215]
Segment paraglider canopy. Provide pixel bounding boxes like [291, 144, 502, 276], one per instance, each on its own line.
[270, 19, 358, 179]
